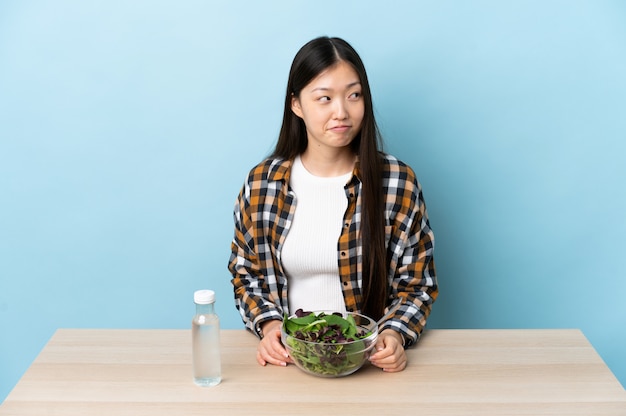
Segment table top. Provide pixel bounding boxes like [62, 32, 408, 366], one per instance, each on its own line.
[1, 328, 625, 415]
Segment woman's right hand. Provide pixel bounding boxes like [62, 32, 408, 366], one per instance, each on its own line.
[257, 320, 292, 367]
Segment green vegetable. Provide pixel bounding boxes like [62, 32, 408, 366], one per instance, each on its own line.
[282, 310, 374, 376]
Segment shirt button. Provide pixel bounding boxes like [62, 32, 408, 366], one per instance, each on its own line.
[343, 281, 348, 286]
[341, 251, 346, 257]
[344, 223, 349, 228]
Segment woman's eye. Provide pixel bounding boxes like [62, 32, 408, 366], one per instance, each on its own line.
[349, 92, 361, 99]
[317, 96, 331, 102]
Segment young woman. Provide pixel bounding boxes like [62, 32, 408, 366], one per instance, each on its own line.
[228, 36, 437, 372]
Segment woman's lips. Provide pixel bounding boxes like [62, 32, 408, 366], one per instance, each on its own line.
[329, 125, 350, 133]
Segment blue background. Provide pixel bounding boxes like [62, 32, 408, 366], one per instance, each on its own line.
[1, 0, 625, 402]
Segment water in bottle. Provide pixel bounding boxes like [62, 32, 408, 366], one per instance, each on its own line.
[192, 289, 221, 386]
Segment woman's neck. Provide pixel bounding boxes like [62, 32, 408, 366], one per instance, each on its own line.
[300, 147, 356, 177]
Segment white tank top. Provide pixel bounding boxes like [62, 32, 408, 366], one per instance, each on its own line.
[282, 156, 351, 314]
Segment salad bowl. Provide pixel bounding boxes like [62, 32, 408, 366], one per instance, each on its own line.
[281, 310, 378, 378]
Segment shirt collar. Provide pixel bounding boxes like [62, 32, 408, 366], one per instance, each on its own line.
[267, 156, 362, 184]
[266, 158, 292, 182]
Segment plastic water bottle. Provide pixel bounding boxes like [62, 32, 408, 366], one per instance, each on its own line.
[192, 289, 221, 386]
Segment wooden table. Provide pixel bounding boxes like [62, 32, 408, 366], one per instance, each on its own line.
[1, 329, 625, 415]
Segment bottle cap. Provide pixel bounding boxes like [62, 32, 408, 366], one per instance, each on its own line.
[194, 289, 215, 304]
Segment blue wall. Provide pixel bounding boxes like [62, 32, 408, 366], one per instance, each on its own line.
[1, 1, 625, 401]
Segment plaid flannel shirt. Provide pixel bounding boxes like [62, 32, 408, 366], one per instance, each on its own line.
[228, 154, 437, 346]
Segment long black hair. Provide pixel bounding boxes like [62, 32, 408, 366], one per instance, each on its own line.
[272, 36, 388, 320]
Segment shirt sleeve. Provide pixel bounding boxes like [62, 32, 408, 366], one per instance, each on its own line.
[228, 178, 284, 338]
[379, 177, 438, 347]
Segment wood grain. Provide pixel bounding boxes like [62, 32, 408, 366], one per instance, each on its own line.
[1, 329, 624, 415]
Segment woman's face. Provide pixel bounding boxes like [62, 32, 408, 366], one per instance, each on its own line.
[291, 61, 364, 154]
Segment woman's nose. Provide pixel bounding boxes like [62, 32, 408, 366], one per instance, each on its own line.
[333, 100, 348, 119]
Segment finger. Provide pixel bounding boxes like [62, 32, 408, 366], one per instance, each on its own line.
[369, 343, 407, 371]
[263, 354, 287, 366]
[266, 330, 290, 362]
[270, 330, 290, 359]
[386, 353, 407, 371]
[372, 354, 407, 372]
[382, 359, 407, 372]
[258, 337, 289, 366]
[369, 337, 396, 360]
[258, 348, 287, 366]
[256, 350, 267, 366]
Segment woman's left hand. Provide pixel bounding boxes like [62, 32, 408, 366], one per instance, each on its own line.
[368, 329, 407, 372]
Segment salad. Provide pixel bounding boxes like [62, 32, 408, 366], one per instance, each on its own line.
[282, 310, 376, 376]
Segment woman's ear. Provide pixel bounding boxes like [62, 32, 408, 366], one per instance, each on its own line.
[291, 95, 303, 119]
